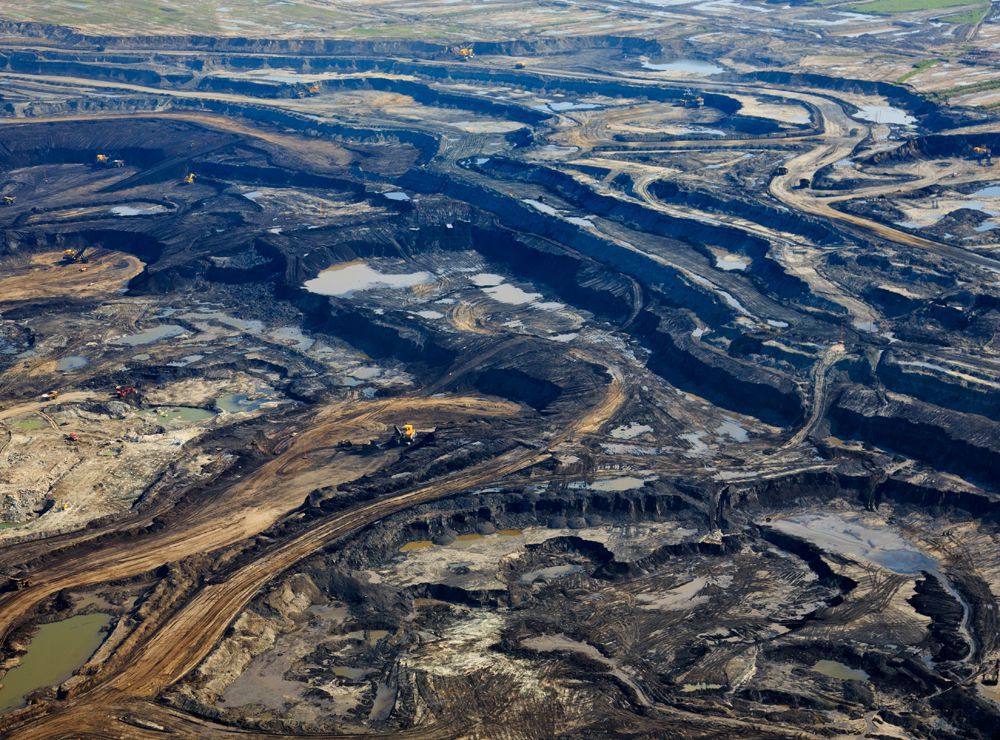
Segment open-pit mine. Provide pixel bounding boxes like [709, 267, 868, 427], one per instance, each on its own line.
[0, 1, 998, 737]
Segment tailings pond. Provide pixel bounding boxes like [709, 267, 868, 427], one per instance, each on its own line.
[0, 613, 110, 711]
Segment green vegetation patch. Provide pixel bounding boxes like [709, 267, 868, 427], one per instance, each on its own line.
[937, 78, 1000, 98]
[940, 7, 987, 22]
[847, 0, 985, 14]
[897, 58, 940, 83]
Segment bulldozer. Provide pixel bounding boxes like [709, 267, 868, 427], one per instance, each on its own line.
[182, 173, 196, 185]
[393, 424, 416, 446]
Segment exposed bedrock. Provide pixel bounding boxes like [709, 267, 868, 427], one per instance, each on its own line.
[634, 308, 805, 427]
[876, 477, 1000, 523]
[245, 54, 743, 115]
[830, 385, 1000, 489]
[399, 171, 743, 328]
[3, 50, 193, 87]
[909, 573, 970, 662]
[647, 179, 846, 246]
[468, 227, 638, 324]
[758, 528, 858, 596]
[474, 157, 772, 260]
[867, 132, 1000, 165]
[0, 118, 238, 170]
[197, 74, 551, 126]
[334, 484, 712, 571]
[467, 158, 826, 309]
[472, 368, 562, 412]
[192, 162, 363, 197]
[297, 295, 458, 373]
[400, 215, 807, 429]
[738, 70, 969, 129]
[876, 352, 1000, 422]
[763, 643, 998, 738]
[2, 227, 166, 266]
[170, 97, 439, 166]
[0, 23, 661, 58]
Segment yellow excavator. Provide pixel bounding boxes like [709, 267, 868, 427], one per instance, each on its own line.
[681, 90, 705, 108]
[972, 145, 992, 165]
[182, 173, 196, 185]
[96, 153, 110, 165]
[456, 45, 475, 61]
[393, 424, 416, 445]
[62, 247, 89, 264]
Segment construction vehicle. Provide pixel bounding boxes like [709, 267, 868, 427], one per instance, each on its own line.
[393, 424, 416, 445]
[1, 572, 31, 592]
[64, 432, 79, 444]
[61, 247, 89, 264]
[1, 195, 14, 206]
[96, 153, 110, 166]
[41, 390, 60, 400]
[971, 145, 992, 166]
[294, 83, 321, 98]
[114, 385, 137, 399]
[455, 45, 475, 61]
[112, 159, 126, 168]
[681, 90, 704, 108]
[182, 173, 196, 185]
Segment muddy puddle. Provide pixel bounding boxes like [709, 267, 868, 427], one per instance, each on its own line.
[521, 634, 650, 705]
[716, 419, 749, 442]
[0, 613, 110, 710]
[610, 423, 653, 440]
[215, 394, 273, 414]
[641, 59, 724, 76]
[112, 325, 186, 347]
[520, 564, 584, 584]
[56, 356, 89, 371]
[811, 659, 868, 682]
[852, 104, 915, 127]
[139, 406, 216, 425]
[576, 476, 655, 492]
[971, 183, 1000, 198]
[109, 204, 168, 217]
[715, 254, 749, 272]
[399, 540, 435, 552]
[768, 513, 936, 575]
[304, 261, 432, 297]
